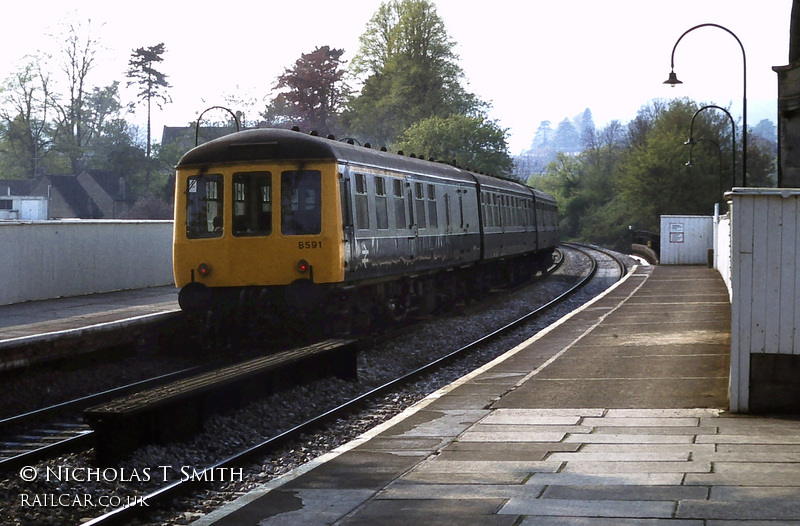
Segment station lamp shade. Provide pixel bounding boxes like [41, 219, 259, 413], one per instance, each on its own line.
[664, 71, 683, 86]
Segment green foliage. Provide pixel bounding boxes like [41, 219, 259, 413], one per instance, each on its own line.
[126, 43, 171, 112]
[397, 114, 513, 175]
[536, 98, 771, 247]
[126, 42, 171, 175]
[345, 0, 483, 145]
[0, 60, 54, 179]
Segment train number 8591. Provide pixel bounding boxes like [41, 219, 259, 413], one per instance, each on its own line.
[299, 241, 322, 249]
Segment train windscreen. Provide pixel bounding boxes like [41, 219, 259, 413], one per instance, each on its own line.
[233, 172, 272, 236]
[281, 170, 321, 235]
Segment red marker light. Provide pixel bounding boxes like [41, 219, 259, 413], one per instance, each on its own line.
[197, 263, 212, 277]
[297, 259, 309, 273]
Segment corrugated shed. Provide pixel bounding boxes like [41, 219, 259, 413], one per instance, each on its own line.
[659, 215, 714, 265]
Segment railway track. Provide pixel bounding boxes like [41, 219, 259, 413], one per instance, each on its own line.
[0, 367, 204, 473]
[79, 244, 628, 526]
[0, 253, 568, 475]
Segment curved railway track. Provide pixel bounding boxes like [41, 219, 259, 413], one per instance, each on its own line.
[79, 244, 629, 526]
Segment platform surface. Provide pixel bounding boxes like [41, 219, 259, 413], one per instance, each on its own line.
[197, 265, 800, 524]
[0, 285, 179, 344]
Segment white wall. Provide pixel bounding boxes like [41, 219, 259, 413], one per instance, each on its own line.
[714, 211, 732, 300]
[0, 220, 174, 305]
[727, 188, 800, 412]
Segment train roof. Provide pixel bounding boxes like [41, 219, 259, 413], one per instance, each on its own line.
[176, 128, 556, 203]
[177, 128, 477, 183]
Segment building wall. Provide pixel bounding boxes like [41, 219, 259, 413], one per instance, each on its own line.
[0, 220, 174, 305]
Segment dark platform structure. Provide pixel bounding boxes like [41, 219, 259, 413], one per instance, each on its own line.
[0, 286, 180, 371]
[85, 339, 358, 464]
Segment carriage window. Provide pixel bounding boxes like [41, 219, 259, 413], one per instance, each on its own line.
[393, 179, 406, 229]
[415, 182, 426, 229]
[458, 191, 465, 228]
[186, 174, 224, 238]
[233, 172, 272, 236]
[427, 184, 438, 229]
[354, 173, 369, 230]
[281, 170, 321, 235]
[375, 176, 388, 230]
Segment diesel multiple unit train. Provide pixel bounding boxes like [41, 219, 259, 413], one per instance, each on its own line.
[173, 128, 559, 336]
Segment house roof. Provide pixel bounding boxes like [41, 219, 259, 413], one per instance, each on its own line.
[45, 175, 102, 218]
[81, 169, 135, 203]
[0, 179, 37, 197]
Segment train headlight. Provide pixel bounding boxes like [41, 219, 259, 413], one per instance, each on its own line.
[197, 263, 212, 277]
[297, 259, 310, 273]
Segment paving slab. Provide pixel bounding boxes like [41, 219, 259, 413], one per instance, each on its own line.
[207, 488, 374, 525]
[541, 484, 709, 501]
[519, 519, 702, 526]
[468, 423, 594, 434]
[436, 441, 580, 462]
[499, 497, 676, 518]
[684, 463, 800, 486]
[409, 459, 562, 474]
[676, 498, 800, 521]
[561, 460, 711, 474]
[340, 499, 516, 526]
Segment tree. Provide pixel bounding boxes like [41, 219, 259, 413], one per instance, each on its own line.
[578, 108, 596, 149]
[530, 121, 553, 150]
[126, 43, 171, 165]
[264, 46, 348, 136]
[397, 114, 513, 175]
[0, 59, 54, 178]
[553, 118, 580, 151]
[346, 0, 482, 145]
[52, 18, 102, 173]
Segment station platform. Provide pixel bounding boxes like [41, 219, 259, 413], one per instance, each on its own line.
[194, 265, 800, 525]
[0, 286, 180, 369]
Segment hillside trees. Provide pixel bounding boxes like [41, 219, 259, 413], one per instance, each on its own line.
[538, 98, 767, 248]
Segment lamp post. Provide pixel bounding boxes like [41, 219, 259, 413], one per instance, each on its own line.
[685, 105, 737, 194]
[664, 23, 747, 187]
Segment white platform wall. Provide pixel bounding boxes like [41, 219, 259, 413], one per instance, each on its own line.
[727, 188, 800, 412]
[0, 221, 174, 305]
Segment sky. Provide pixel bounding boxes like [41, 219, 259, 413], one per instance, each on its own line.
[0, 0, 792, 155]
